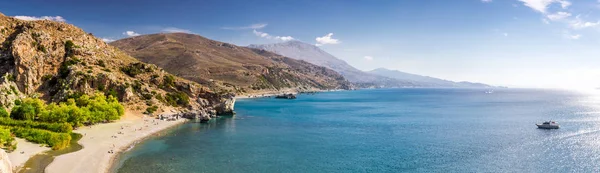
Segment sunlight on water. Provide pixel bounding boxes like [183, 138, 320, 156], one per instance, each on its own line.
[116, 89, 600, 172]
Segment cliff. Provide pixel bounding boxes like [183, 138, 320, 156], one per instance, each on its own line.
[110, 33, 352, 95]
[0, 13, 233, 117]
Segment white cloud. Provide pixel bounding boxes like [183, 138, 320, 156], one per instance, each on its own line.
[364, 56, 374, 61]
[101, 38, 116, 43]
[13, 15, 66, 22]
[481, 0, 492, 2]
[563, 31, 581, 39]
[315, 33, 340, 46]
[518, 0, 571, 13]
[503, 33, 509, 37]
[252, 30, 294, 41]
[161, 27, 194, 34]
[569, 15, 600, 29]
[546, 11, 571, 21]
[123, 31, 140, 37]
[222, 23, 268, 30]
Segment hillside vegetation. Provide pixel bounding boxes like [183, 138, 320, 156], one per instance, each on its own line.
[110, 33, 352, 94]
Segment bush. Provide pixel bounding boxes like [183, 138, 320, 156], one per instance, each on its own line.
[0, 118, 72, 133]
[0, 127, 14, 150]
[10, 93, 125, 128]
[165, 92, 189, 107]
[145, 106, 158, 114]
[10, 103, 37, 120]
[121, 62, 148, 77]
[7, 126, 71, 150]
[0, 107, 8, 118]
[163, 75, 175, 88]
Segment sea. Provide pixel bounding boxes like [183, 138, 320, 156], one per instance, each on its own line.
[112, 88, 600, 172]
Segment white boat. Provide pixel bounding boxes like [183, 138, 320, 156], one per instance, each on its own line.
[536, 121, 559, 129]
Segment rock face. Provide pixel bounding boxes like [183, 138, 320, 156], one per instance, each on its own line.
[110, 33, 353, 94]
[0, 149, 12, 173]
[0, 13, 234, 114]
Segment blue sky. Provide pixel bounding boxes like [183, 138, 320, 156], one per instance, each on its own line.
[3, 0, 600, 89]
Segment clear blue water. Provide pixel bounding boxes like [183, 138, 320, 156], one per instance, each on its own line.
[114, 88, 600, 172]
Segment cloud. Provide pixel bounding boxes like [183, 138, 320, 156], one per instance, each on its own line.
[481, 0, 492, 2]
[222, 23, 268, 30]
[569, 15, 600, 29]
[315, 33, 340, 46]
[563, 31, 581, 39]
[546, 11, 571, 21]
[542, 18, 550, 24]
[252, 30, 294, 41]
[503, 33, 509, 37]
[161, 27, 194, 34]
[123, 31, 140, 37]
[518, 0, 571, 13]
[13, 15, 66, 22]
[101, 38, 116, 43]
[364, 56, 374, 61]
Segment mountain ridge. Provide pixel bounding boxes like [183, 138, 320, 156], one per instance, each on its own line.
[368, 68, 494, 88]
[248, 41, 415, 88]
[110, 33, 353, 95]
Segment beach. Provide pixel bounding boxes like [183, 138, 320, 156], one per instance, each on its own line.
[7, 138, 51, 171]
[44, 111, 186, 173]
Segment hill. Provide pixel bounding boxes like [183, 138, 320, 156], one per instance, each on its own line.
[110, 33, 352, 94]
[0, 13, 233, 116]
[247, 41, 416, 88]
[368, 68, 493, 88]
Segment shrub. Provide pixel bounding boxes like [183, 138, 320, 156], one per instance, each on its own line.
[145, 106, 158, 114]
[0, 127, 14, 151]
[163, 75, 175, 88]
[165, 92, 189, 107]
[7, 126, 71, 150]
[0, 118, 72, 133]
[0, 107, 8, 118]
[6, 74, 15, 82]
[121, 62, 147, 77]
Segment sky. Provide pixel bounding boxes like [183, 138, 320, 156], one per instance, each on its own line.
[2, 0, 600, 89]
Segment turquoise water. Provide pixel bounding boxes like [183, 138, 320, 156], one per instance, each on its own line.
[114, 89, 600, 172]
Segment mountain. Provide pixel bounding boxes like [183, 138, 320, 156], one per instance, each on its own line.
[110, 33, 352, 94]
[368, 68, 493, 88]
[248, 41, 412, 88]
[0, 13, 233, 115]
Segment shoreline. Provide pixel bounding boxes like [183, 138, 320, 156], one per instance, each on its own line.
[7, 138, 51, 171]
[44, 111, 187, 173]
[105, 118, 187, 173]
[235, 88, 344, 99]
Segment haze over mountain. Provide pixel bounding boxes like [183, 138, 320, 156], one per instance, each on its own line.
[368, 68, 493, 88]
[248, 41, 412, 87]
[249, 41, 494, 88]
[110, 33, 352, 94]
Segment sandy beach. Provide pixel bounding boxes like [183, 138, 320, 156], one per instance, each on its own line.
[44, 111, 186, 173]
[7, 138, 51, 171]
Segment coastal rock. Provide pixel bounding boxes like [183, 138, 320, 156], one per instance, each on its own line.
[0, 149, 12, 173]
[215, 94, 235, 115]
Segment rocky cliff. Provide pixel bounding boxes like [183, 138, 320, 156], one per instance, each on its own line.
[0, 149, 11, 173]
[0, 13, 233, 117]
[110, 33, 352, 95]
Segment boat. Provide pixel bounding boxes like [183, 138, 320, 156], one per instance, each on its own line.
[536, 121, 559, 129]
